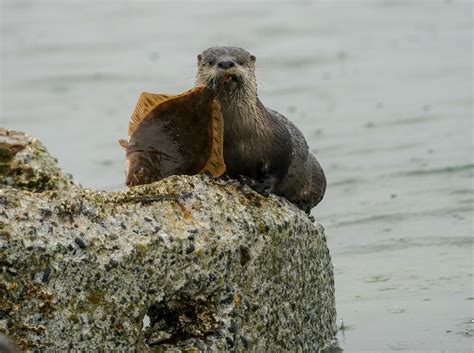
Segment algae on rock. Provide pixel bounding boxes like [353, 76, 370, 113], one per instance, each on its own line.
[0, 129, 337, 352]
[0, 128, 75, 192]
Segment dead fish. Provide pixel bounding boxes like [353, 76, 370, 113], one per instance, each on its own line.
[118, 86, 225, 187]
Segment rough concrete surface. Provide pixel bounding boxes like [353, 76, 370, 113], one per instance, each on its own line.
[0, 128, 75, 192]
[0, 129, 337, 352]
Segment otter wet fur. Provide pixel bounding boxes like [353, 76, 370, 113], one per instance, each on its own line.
[195, 46, 326, 213]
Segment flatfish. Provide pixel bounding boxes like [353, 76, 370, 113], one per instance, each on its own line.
[119, 86, 225, 187]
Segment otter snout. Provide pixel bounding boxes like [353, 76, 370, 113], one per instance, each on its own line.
[217, 60, 235, 70]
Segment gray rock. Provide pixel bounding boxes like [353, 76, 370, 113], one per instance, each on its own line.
[0, 129, 337, 352]
[0, 128, 75, 192]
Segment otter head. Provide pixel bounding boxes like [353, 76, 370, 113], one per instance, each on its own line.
[195, 46, 257, 104]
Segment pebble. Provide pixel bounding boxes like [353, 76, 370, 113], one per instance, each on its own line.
[186, 244, 195, 254]
[74, 237, 87, 249]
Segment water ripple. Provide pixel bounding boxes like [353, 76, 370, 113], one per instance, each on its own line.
[397, 164, 474, 177]
[329, 205, 473, 228]
[337, 236, 474, 255]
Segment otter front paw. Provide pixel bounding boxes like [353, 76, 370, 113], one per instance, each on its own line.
[238, 175, 277, 196]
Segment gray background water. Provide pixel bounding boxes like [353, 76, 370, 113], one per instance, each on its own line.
[1, 0, 472, 351]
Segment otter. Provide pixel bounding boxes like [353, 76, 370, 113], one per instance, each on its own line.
[195, 46, 326, 213]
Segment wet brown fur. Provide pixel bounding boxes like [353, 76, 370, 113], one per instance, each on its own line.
[195, 46, 326, 213]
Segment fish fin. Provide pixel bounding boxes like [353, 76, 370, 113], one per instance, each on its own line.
[128, 92, 172, 136]
[200, 100, 226, 177]
[118, 138, 129, 149]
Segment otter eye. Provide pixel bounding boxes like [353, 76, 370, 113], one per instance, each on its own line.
[237, 60, 245, 65]
[207, 60, 215, 66]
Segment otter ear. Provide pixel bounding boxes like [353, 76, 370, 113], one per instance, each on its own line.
[250, 55, 256, 62]
[197, 54, 202, 62]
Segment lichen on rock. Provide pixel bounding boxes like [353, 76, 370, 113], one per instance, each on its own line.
[0, 129, 337, 352]
[0, 128, 75, 192]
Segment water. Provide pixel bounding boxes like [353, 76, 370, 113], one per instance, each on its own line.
[1, 1, 473, 351]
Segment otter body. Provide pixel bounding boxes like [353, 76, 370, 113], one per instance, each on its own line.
[196, 46, 326, 213]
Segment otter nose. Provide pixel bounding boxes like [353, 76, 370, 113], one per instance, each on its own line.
[217, 60, 235, 69]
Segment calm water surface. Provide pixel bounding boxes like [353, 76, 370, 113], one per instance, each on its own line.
[1, 1, 473, 352]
